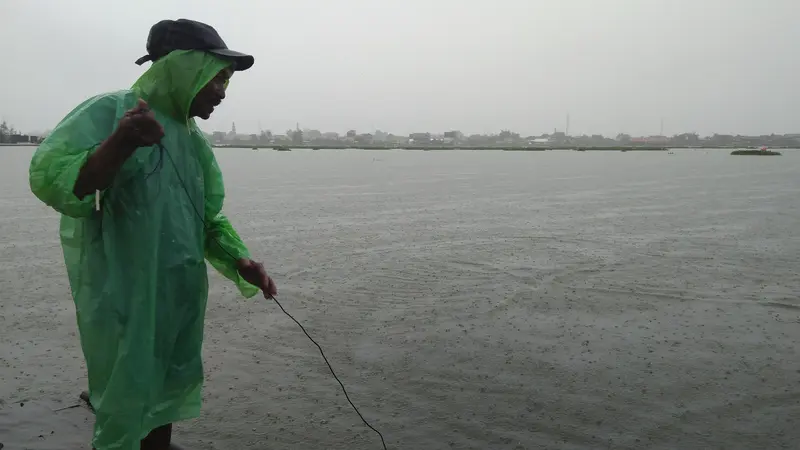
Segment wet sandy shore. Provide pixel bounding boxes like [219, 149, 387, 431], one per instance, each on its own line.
[2, 148, 799, 449]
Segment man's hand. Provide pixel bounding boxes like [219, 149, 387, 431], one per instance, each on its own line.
[117, 99, 165, 148]
[73, 99, 165, 199]
[236, 258, 278, 298]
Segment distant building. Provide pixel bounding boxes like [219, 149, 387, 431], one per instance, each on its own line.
[212, 131, 226, 144]
[373, 130, 388, 142]
[631, 136, 670, 145]
[304, 129, 322, 140]
[355, 133, 373, 145]
[409, 132, 431, 143]
[443, 130, 463, 145]
[9, 134, 38, 144]
[385, 134, 408, 145]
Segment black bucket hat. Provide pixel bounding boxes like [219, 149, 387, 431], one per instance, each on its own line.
[135, 19, 254, 71]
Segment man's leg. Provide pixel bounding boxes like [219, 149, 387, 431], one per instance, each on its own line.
[140, 424, 172, 450]
[82, 392, 183, 450]
[92, 424, 177, 450]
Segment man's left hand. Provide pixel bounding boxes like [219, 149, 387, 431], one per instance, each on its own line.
[236, 258, 278, 298]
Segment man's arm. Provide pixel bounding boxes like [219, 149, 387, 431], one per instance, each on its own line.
[73, 99, 163, 199]
[197, 132, 275, 298]
[30, 95, 162, 217]
[72, 129, 137, 199]
[205, 213, 260, 298]
[29, 94, 122, 218]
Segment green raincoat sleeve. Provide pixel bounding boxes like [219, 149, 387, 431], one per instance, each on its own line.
[197, 131, 259, 298]
[29, 91, 140, 218]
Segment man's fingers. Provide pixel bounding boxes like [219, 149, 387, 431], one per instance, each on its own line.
[261, 272, 277, 297]
[242, 260, 277, 298]
[263, 279, 277, 298]
[134, 98, 149, 112]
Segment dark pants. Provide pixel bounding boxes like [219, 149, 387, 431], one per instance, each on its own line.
[140, 424, 173, 449]
[92, 424, 173, 450]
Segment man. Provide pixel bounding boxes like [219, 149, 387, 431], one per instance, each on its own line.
[28, 19, 277, 450]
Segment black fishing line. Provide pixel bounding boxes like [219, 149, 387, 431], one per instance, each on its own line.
[158, 143, 389, 450]
[143, 143, 165, 180]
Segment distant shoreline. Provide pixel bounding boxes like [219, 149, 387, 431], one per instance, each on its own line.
[215, 145, 794, 151]
[221, 145, 672, 151]
[2, 143, 795, 151]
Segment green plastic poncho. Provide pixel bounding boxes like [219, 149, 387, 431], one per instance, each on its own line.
[29, 50, 259, 449]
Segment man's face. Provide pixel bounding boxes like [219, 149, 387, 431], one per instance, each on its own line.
[190, 67, 233, 120]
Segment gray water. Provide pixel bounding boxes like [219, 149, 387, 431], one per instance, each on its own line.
[1, 147, 799, 449]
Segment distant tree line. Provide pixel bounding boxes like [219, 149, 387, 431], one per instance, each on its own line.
[0, 121, 18, 144]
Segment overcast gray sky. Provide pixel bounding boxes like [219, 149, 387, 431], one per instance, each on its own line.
[1, 0, 797, 137]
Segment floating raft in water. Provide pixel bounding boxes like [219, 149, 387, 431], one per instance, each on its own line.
[731, 150, 782, 156]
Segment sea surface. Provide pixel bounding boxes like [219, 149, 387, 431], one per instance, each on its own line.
[1, 147, 799, 449]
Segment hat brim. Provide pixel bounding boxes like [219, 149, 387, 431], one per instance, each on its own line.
[208, 48, 254, 71]
[135, 54, 153, 66]
[134, 49, 254, 71]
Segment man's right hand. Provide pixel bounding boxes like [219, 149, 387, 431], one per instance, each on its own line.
[73, 99, 165, 199]
[116, 99, 164, 148]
